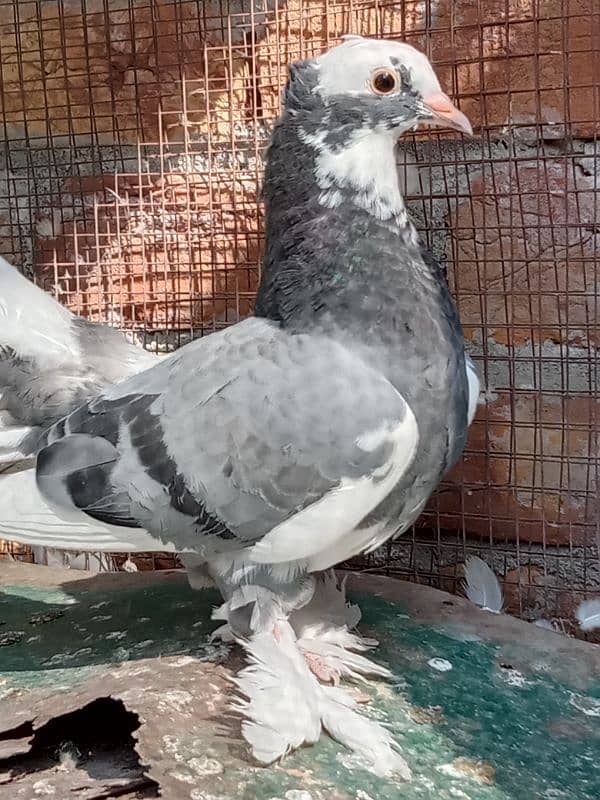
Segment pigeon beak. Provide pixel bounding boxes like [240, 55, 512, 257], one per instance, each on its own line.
[422, 92, 473, 136]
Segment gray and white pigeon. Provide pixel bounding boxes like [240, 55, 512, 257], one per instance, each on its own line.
[0, 36, 478, 776]
[0, 254, 157, 568]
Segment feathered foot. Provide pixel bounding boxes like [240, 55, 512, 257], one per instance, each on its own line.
[213, 571, 411, 779]
[303, 651, 342, 685]
[232, 617, 410, 779]
[290, 570, 392, 686]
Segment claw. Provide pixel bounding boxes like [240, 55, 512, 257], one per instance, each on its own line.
[303, 651, 342, 685]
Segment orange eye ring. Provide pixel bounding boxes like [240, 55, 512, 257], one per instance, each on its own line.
[370, 68, 398, 95]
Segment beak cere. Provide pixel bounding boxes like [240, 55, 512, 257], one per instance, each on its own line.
[422, 91, 473, 136]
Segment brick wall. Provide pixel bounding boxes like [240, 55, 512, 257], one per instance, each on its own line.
[0, 1, 598, 597]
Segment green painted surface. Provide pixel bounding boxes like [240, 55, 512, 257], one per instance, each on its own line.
[1, 581, 598, 800]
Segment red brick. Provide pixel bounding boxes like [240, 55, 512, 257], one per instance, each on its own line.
[448, 156, 598, 349]
[425, 392, 599, 545]
[428, 0, 599, 138]
[0, 0, 251, 143]
[34, 172, 261, 330]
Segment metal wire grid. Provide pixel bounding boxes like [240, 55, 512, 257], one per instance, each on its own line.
[0, 0, 598, 628]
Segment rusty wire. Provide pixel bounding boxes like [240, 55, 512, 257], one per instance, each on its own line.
[0, 0, 598, 631]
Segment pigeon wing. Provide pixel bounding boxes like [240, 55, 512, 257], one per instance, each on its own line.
[34, 317, 419, 562]
[417, 246, 480, 424]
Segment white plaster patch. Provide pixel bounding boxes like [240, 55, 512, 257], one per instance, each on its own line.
[44, 647, 92, 665]
[32, 780, 56, 796]
[170, 655, 198, 667]
[158, 689, 194, 713]
[499, 668, 530, 688]
[191, 792, 226, 800]
[428, 657, 453, 672]
[569, 692, 600, 717]
[437, 763, 465, 779]
[188, 756, 223, 776]
[134, 639, 155, 649]
[105, 630, 127, 640]
[169, 770, 195, 784]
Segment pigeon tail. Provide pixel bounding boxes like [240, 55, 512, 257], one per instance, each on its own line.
[0, 254, 157, 569]
[0, 468, 172, 553]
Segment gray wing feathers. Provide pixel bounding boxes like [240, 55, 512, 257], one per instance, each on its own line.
[39, 317, 416, 552]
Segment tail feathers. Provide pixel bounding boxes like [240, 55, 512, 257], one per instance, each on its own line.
[0, 468, 173, 553]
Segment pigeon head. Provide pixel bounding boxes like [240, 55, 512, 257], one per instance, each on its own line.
[269, 36, 471, 225]
[286, 34, 471, 141]
[256, 37, 472, 328]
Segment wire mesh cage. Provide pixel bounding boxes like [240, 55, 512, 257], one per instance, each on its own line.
[0, 0, 598, 633]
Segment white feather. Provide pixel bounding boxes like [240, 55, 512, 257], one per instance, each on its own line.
[179, 554, 215, 589]
[463, 556, 503, 613]
[0, 255, 76, 363]
[232, 621, 322, 763]
[291, 571, 391, 681]
[232, 618, 411, 778]
[292, 571, 362, 631]
[465, 354, 481, 426]
[319, 685, 412, 780]
[0, 254, 157, 569]
[575, 599, 600, 632]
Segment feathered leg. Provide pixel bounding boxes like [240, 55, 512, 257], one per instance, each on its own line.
[179, 553, 216, 590]
[290, 570, 393, 685]
[202, 558, 410, 779]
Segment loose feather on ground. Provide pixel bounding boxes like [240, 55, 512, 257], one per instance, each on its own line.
[463, 556, 503, 613]
[575, 599, 600, 632]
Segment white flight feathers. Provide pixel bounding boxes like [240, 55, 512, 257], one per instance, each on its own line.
[463, 555, 504, 614]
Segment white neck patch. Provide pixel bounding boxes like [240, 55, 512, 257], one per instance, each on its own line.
[301, 126, 416, 237]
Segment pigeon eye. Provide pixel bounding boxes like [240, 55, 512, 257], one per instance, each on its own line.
[370, 69, 398, 95]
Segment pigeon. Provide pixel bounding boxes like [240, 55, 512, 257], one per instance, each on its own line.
[0, 36, 478, 775]
[0, 254, 157, 569]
